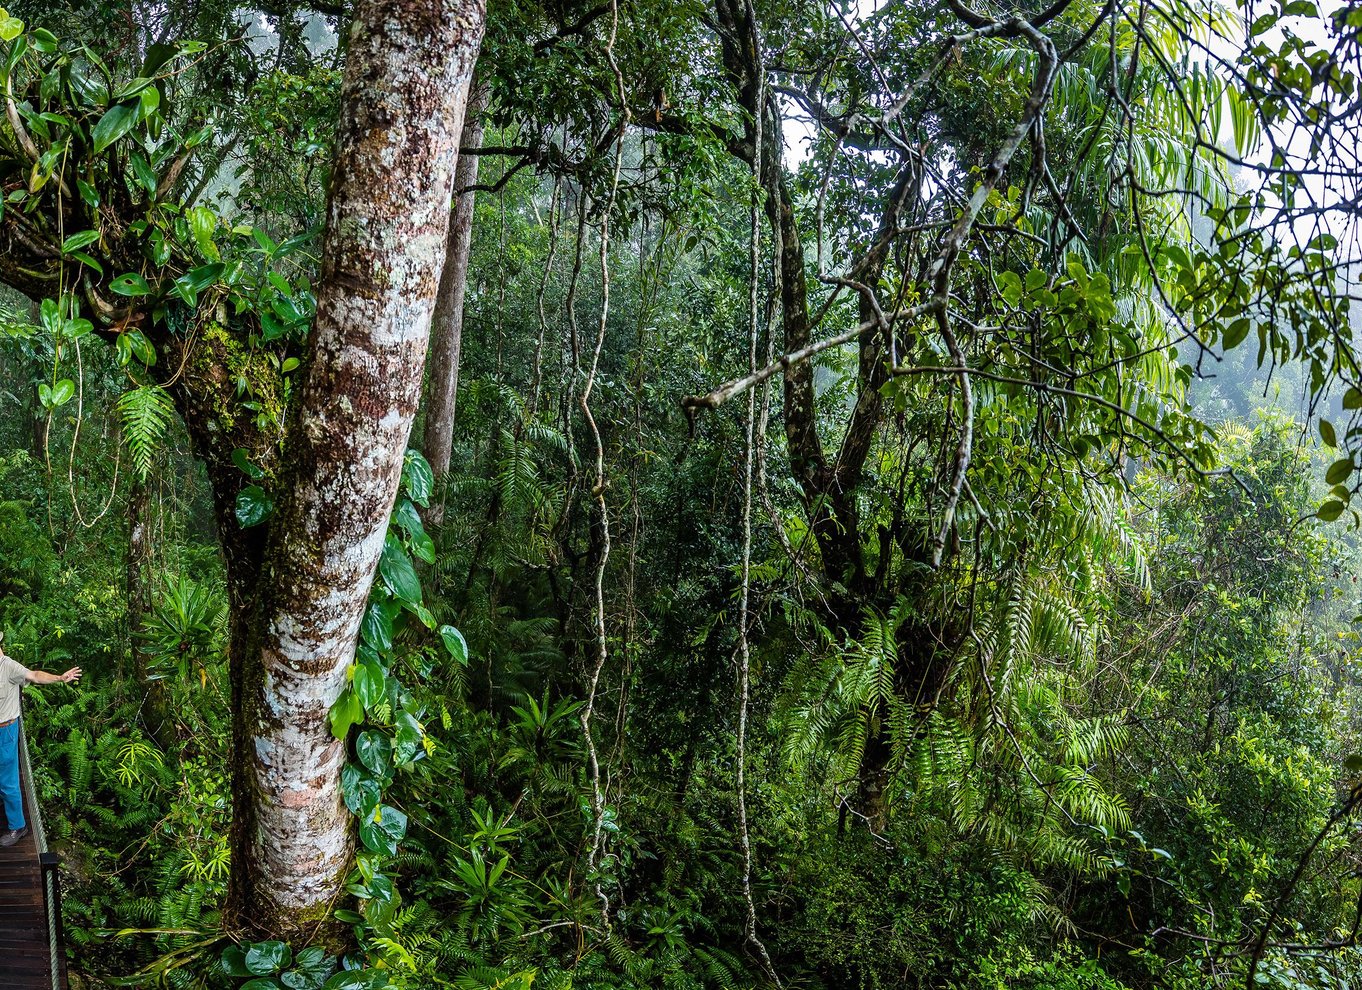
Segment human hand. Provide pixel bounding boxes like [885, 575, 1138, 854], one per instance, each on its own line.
[62, 667, 82, 684]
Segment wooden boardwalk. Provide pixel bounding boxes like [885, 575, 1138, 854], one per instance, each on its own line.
[0, 729, 65, 990]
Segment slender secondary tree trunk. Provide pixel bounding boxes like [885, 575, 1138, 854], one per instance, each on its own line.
[229, 0, 485, 936]
[126, 468, 172, 749]
[26, 305, 48, 460]
[124, 471, 147, 688]
[422, 77, 487, 527]
[28, 386, 46, 459]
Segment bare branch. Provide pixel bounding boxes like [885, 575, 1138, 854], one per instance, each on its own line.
[682, 300, 940, 416]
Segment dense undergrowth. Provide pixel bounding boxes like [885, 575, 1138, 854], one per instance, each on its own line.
[3, 0, 1362, 986]
[5, 347, 1362, 989]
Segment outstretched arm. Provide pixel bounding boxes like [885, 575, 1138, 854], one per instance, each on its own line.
[25, 667, 81, 686]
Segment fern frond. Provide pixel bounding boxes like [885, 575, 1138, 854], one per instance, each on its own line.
[117, 385, 176, 481]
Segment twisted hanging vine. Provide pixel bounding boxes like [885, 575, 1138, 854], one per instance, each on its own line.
[577, 0, 629, 927]
[736, 1, 778, 981]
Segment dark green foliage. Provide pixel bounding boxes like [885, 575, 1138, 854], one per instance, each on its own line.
[3, 0, 1362, 988]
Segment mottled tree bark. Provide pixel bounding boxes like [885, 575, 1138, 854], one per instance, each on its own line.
[229, 0, 485, 937]
[0, 0, 487, 940]
[422, 77, 486, 528]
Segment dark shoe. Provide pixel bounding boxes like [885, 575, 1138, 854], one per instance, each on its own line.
[0, 826, 28, 847]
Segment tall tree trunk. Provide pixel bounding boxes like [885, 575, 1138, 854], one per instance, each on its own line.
[228, 0, 486, 938]
[422, 77, 486, 528]
[162, 333, 273, 935]
[713, 0, 869, 592]
[126, 468, 172, 749]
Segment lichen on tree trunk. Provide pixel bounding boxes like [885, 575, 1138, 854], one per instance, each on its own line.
[229, 0, 486, 937]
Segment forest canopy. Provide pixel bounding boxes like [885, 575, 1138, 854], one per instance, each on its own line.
[1, 0, 1362, 987]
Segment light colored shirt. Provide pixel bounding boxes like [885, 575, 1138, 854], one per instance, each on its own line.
[0, 656, 29, 723]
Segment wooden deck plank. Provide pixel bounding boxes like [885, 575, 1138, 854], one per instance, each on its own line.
[0, 742, 64, 990]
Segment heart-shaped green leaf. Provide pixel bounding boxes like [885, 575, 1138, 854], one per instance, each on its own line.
[235, 485, 273, 528]
[358, 804, 407, 856]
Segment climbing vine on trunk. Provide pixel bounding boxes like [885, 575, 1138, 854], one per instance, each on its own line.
[0, 0, 486, 939]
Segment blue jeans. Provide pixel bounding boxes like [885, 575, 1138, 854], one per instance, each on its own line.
[0, 720, 24, 831]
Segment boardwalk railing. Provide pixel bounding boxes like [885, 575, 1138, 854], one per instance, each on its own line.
[20, 722, 68, 990]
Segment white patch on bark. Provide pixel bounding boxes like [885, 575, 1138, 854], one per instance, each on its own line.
[238, 0, 487, 931]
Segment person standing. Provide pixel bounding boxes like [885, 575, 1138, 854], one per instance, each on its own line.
[0, 646, 81, 847]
